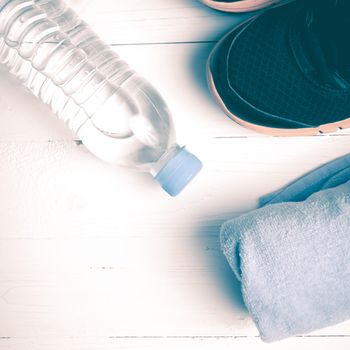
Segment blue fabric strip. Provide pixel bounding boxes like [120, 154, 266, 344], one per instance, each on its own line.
[260, 153, 350, 206]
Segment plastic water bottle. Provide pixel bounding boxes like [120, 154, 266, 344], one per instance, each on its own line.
[0, 0, 202, 196]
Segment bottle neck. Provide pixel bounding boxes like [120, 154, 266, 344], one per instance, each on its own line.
[150, 144, 182, 177]
[151, 145, 202, 197]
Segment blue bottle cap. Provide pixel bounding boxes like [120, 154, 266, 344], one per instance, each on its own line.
[155, 147, 202, 197]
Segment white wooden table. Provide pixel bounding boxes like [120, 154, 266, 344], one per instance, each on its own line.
[0, 1, 350, 349]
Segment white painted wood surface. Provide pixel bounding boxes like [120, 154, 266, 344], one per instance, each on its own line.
[0, 1, 350, 349]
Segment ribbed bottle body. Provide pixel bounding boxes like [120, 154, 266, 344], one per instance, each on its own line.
[0, 0, 175, 169]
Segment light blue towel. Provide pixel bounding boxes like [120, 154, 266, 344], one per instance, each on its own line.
[221, 154, 350, 342]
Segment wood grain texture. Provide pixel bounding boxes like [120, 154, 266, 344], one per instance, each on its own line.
[1, 336, 350, 350]
[66, 0, 249, 44]
[0, 0, 349, 349]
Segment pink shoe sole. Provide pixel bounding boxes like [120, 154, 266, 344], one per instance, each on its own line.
[201, 0, 293, 13]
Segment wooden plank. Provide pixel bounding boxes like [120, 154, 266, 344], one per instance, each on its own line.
[0, 136, 350, 238]
[1, 335, 350, 350]
[66, 0, 248, 45]
[1, 136, 349, 238]
[0, 237, 349, 339]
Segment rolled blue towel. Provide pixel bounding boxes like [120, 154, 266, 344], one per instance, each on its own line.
[221, 154, 350, 342]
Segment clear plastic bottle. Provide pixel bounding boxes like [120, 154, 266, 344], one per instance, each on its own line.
[0, 0, 202, 196]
